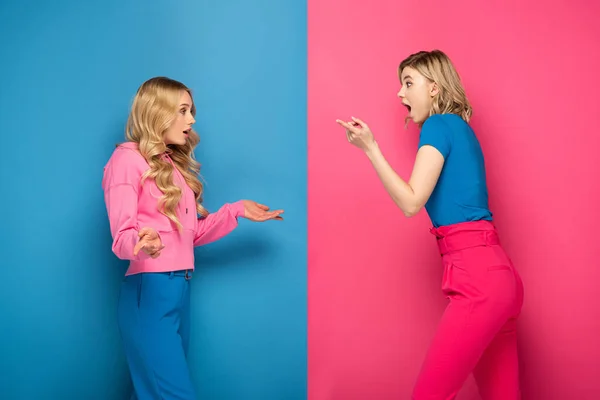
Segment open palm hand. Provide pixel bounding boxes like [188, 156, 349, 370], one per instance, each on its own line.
[242, 200, 284, 222]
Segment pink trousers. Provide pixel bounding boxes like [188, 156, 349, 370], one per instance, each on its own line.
[412, 220, 524, 400]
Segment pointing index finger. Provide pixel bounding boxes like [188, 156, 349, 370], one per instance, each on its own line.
[336, 119, 359, 133]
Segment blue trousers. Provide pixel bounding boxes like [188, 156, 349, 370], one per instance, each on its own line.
[118, 270, 196, 400]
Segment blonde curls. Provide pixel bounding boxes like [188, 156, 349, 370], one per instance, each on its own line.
[125, 77, 208, 230]
[399, 50, 473, 123]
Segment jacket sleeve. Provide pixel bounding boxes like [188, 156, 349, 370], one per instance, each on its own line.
[104, 183, 151, 261]
[102, 149, 151, 261]
[193, 200, 246, 246]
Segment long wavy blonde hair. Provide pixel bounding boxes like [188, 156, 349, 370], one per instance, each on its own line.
[399, 50, 473, 123]
[124, 76, 208, 230]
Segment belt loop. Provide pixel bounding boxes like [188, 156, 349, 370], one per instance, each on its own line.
[430, 226, 442, 238]
[169, 271, 175, 279]
[185, 270, 192, 280]
[484, 230, 494, 246]
[437, 236, 448, 255]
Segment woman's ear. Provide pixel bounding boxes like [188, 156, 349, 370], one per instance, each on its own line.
[429, 81, 439, 97]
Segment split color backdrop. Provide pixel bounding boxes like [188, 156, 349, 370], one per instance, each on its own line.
[0, 0, 598, 399]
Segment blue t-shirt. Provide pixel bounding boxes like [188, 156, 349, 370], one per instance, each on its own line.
[418, 113, 493, 228]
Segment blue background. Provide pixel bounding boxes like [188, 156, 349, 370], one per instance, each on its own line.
[0, 0, 307, 398]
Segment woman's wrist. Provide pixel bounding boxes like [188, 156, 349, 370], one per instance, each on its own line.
[364, 140, 380, 159]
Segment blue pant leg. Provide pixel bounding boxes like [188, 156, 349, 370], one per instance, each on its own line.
[118, 273, 196, 400]
[118, 274, 154, 399]
[179, 278, 191, 357]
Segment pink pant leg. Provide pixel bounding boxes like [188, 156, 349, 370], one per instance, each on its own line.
[473, 317, 521, 400]
[412, 224, 524, 400]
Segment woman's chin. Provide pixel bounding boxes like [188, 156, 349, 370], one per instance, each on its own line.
[411, 114, 426, 125]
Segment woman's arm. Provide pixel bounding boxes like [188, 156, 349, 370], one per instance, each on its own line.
[364, 142, 444, 217]
[193, 200, 284, 246]
[193, 201, 245, 246]
[103, 148, 162, 260]
[104, 182, 155, 260]
[336, 116, 445, 217]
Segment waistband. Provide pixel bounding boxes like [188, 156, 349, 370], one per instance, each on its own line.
[156, 269, 193, 280]
[430, 220, 500, 255]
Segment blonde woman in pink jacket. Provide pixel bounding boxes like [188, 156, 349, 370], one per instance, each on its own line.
[102, 77, 283, 400]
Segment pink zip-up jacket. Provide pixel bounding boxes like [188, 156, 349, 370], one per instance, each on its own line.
[102, 142, 245, 275]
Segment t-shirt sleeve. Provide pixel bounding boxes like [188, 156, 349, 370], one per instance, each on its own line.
[418, 115, 452, 159]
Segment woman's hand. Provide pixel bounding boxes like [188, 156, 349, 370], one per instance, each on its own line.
[242, 200, 284, 222]
[336, 116, 377, 152]
[133, 227, 164, 258]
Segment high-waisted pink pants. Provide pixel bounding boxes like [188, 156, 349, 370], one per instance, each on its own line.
[412, 220, 524, 400]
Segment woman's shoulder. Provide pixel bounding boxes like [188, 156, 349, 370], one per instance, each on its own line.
[108, 142, 147, 167]
[103, 142, 149, 187]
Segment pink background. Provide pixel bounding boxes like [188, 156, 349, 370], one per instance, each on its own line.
[308, 1, 600, 399]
